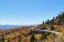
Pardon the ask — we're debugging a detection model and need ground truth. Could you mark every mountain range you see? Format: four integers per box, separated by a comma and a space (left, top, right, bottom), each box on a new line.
0, 24, 37, 30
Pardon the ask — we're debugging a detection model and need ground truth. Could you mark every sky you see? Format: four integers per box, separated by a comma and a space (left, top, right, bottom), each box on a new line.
0, 0, 64, 25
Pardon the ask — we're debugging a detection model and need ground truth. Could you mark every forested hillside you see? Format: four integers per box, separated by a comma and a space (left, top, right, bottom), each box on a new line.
41, 12, 64, 32
0, 12, 64, 42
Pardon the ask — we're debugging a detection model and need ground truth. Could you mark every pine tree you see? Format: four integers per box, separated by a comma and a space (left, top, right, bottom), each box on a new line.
18, 35, 22, 42
46, 19, 49, 24
2, 35, 4, 42
58, 14, 61, 20
41, 32, 47, 40
50, 25, 55, 31
30, 32, 35, 42
42, 21, 45, 27
53, 17, 55, 19
61, 12, 64, 19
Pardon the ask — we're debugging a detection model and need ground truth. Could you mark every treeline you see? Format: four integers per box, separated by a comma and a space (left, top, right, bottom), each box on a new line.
41, 12, 64, 32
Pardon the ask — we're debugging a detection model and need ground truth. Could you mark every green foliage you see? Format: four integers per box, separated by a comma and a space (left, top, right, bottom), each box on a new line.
41, 21, 45, 27
61, 12, 64, 19
41, 31, 46, 40
41, 31, 51, 40
50, 25, 55, 31
45, 19, 50, 24
18, 35, 22, 42
41, 32, 47, 40
1, 35, 4, 42
30, 32, 36, 42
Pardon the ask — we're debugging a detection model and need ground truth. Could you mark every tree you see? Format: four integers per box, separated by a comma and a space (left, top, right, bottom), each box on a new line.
18, 35, 22, 42
43, 21, 44, 24
42, 21, 45, 27
56, 16, 59, 19
30, 32, 36, 42
46, 19, 49, 24
61, 12, 64, 19
2, 35, 4, 42
58, 14, 61, 20
41, 32, 47, 40
50, 25, 55, 31
53, 17, 55, 19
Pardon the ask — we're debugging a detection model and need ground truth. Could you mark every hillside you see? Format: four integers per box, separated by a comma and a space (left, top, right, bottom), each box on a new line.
40, 12, 64, 32
0, 12, 64, 42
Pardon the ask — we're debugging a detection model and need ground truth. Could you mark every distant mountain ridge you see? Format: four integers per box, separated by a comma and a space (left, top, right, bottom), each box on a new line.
0, 25, 20, 30
0, 24, 37, 30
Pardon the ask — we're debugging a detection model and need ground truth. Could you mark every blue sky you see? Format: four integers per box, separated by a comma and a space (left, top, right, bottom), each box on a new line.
0, 0, 64, 25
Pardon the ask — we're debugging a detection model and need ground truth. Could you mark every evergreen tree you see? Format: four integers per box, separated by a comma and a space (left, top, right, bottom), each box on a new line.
50, 25, 55, 31
58, 14, 61, 20
43, 21, 44, 24
46, 19, 49, 24
1, 35, 4, 42
18, 35, 22, 42
56, 16, 59, 19
53, 17, 55, 19
61, 12, 64, 19
41, 32, 47, 40
42, 21, 45, 27
30, 32, 35, 42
